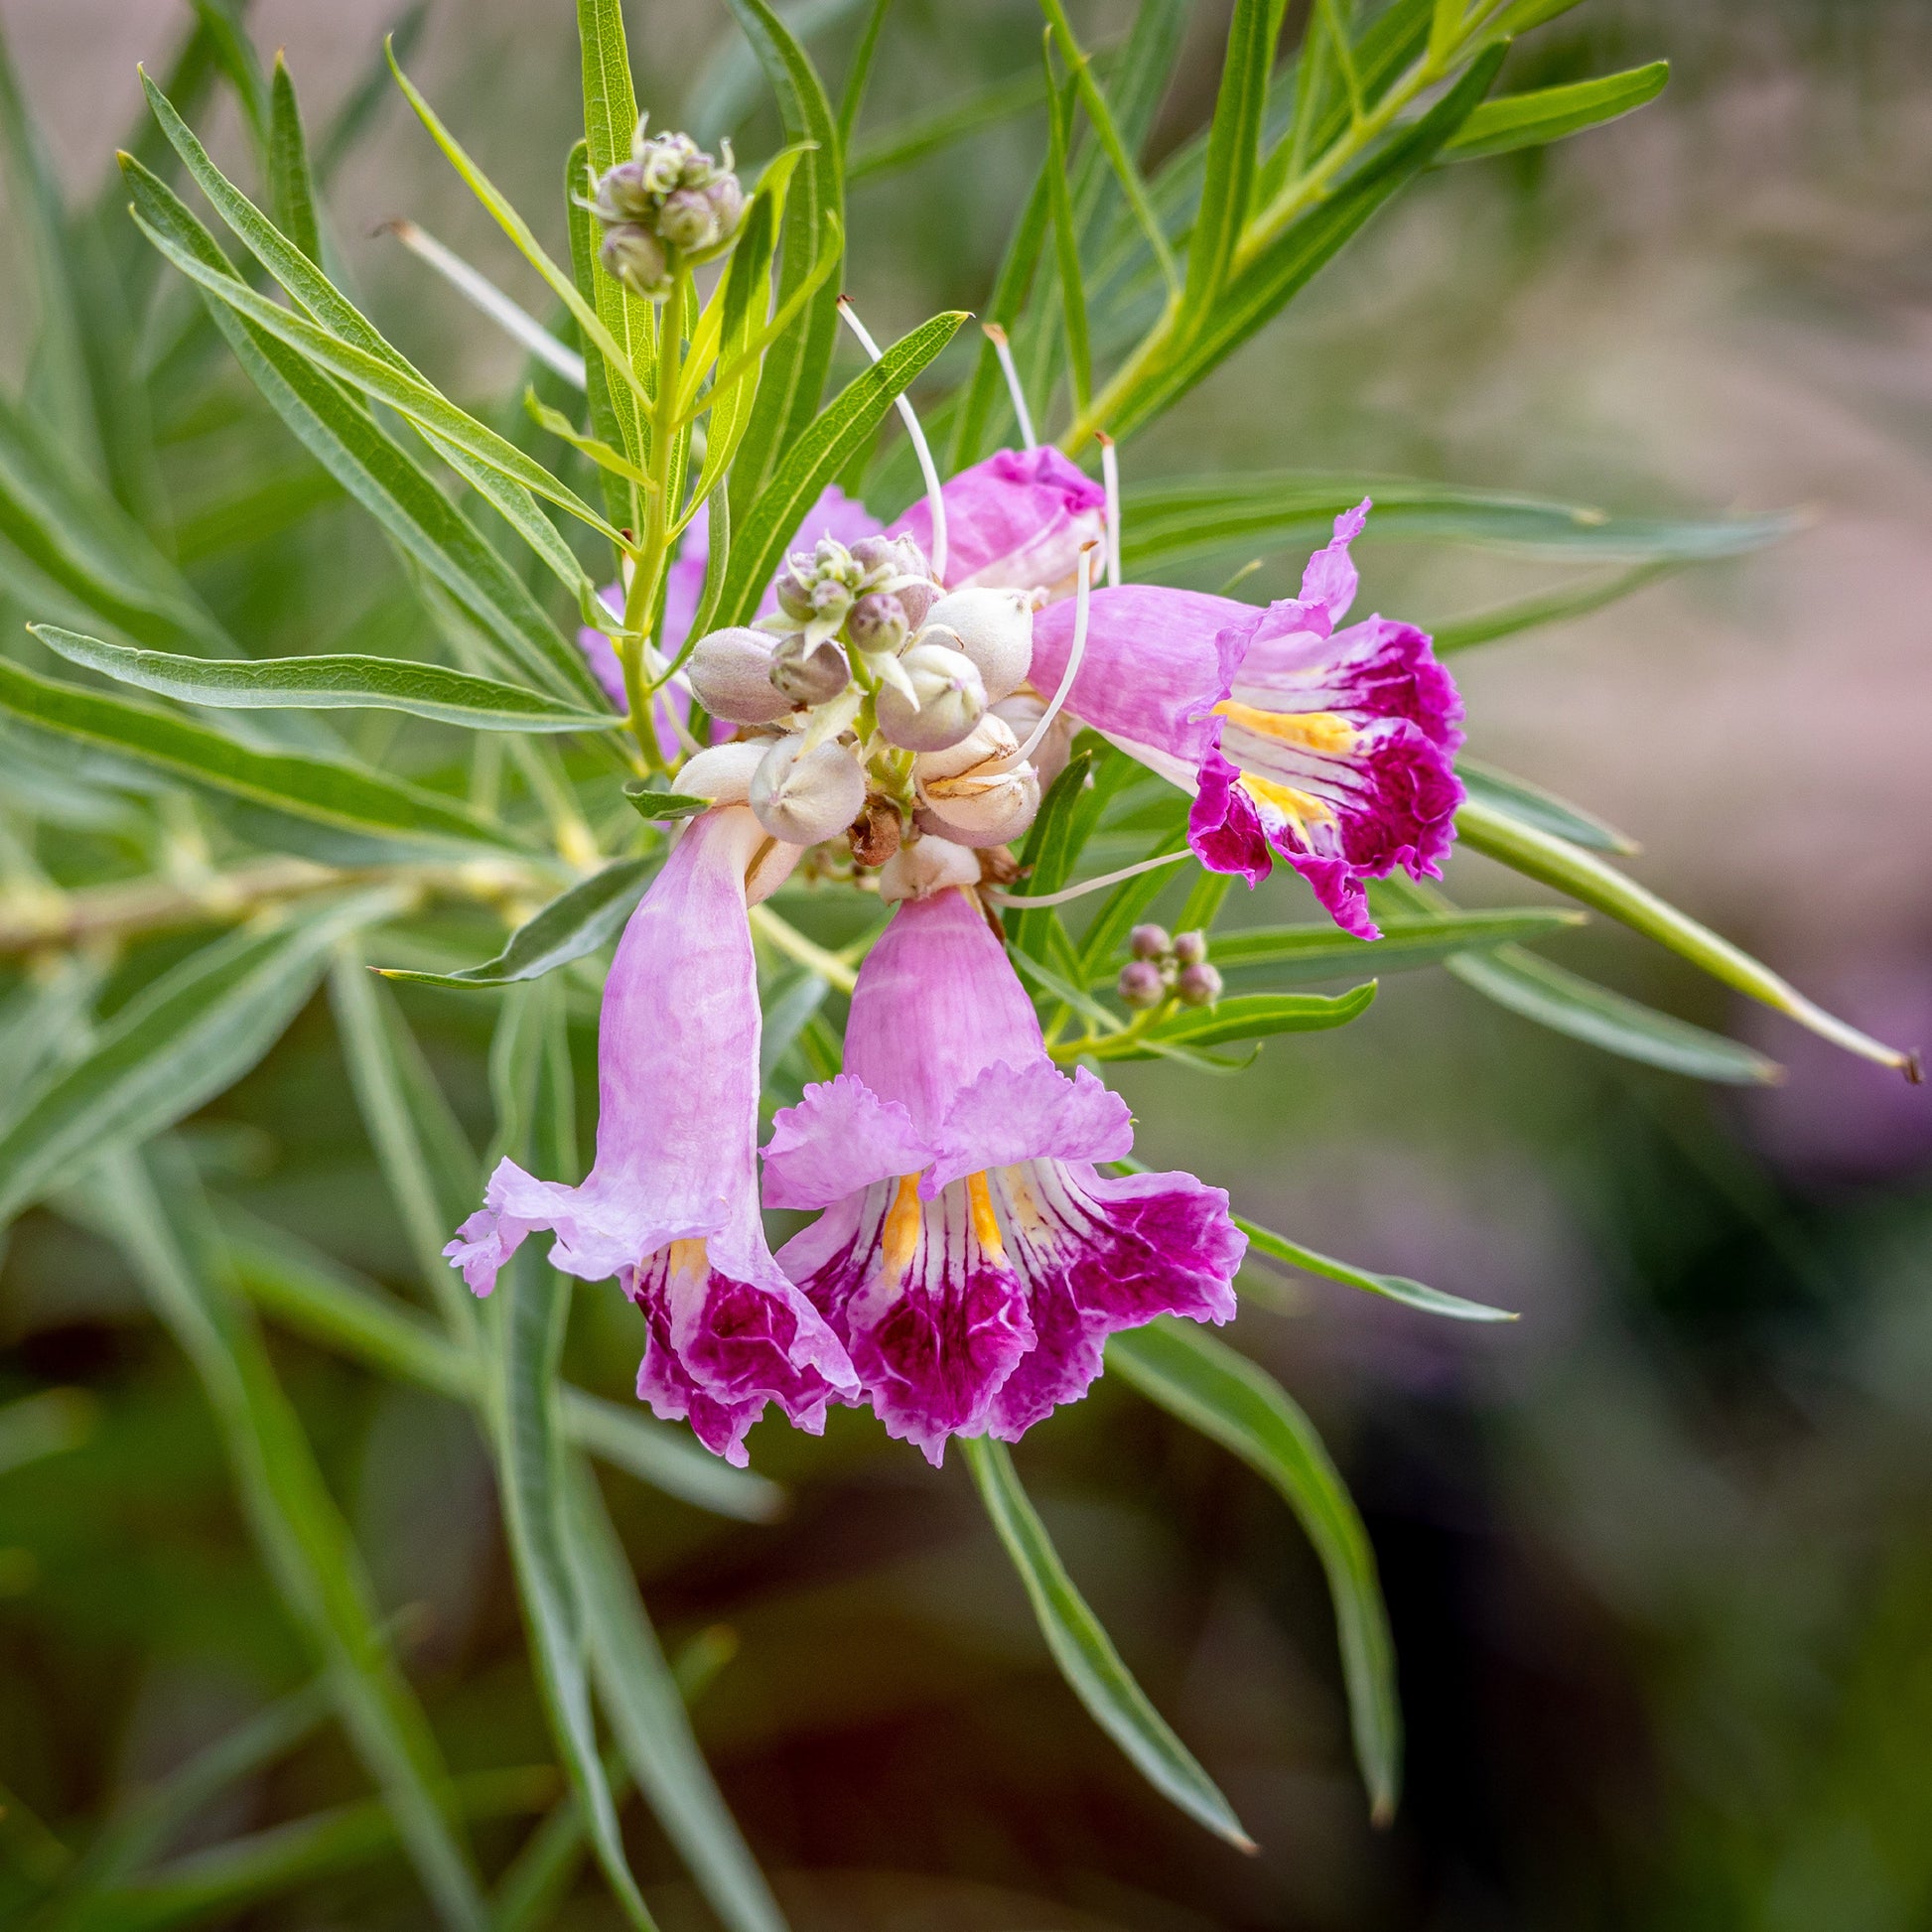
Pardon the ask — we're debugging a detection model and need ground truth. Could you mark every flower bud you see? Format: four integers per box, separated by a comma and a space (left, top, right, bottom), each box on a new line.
1174, 961, 1223, 1008
809, 579, 853, 627
875, 643, 987, 753
847, 592, 908, 656
685, 626, 795, 725
769, 633, 850, 707
774, 565, 815, 622
1130, 923, 1172, 962
1118, 960, 1167, 1010
1173, 930, 1208, 967
594, 160, 653, 223
750, 734, 867, 846
671, 740, 767, 807
656, 187, 719, 252
704, 173, 746, 236
913, 715, 1041, 847
921, 588, 1034, 702
989, 690, 1075, 794
599, 222, 670, 299
878, 833, 982, 903
851, 533, 936, 627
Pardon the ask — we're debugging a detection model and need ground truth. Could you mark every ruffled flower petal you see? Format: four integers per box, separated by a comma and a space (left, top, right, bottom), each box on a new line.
890, 447, 1106, 594
761, 1071, 932, 1210
923, 1060, 1131, 1197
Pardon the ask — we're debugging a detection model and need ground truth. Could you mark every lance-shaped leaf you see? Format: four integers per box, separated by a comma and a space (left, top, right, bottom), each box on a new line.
221, 1207, 784, 1522
0, 657, 528, 856
267, 54, 322, 264
962, 1437, 1254, 1851
1009, 750, 1097, 966
1442, 61, 1669, 163
1120, 473, 1794, 575
485, 985, 656, 1931
377, 858, 653, 991
1103, 51, 1503, 441
1234, 1207, 1516, 1321
87, 1143, 488, 1931
722, 0, 847, 515
1107, 1319, 1402, 1823
0, 891, 399, 1230
568, 1462, 791, 1932
120, 154, 602, 708
1451, 759, 1636, 854
1453, 796, 1916, 1076
1090, 983, 1378, 1057
1430, 562, 1675, 654
717, 310, 966, 626
1195, 906, 1587, 985
848, 69, 1046, 182
35, 627, 621, 734
1176, 0, 1277, 318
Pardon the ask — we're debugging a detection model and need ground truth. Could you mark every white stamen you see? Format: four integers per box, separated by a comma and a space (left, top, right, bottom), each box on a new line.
988, 846, 1191, 908
982, 323, 1035, 451
838, 296, 947, 583
380, 218, 588, 388
1097, 432, 1122, 590
995, 541, 1097, 772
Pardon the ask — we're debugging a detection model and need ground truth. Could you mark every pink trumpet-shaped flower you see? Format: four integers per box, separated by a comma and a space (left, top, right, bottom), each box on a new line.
762, 887, 1243, 1463
1028, 500, 1463, 939
446, 807, 858, 1464
889, 447, 1106, 596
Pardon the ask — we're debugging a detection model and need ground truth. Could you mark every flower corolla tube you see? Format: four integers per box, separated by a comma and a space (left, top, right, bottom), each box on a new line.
446, 807, 858, 1464
762, 881, 1245, 1464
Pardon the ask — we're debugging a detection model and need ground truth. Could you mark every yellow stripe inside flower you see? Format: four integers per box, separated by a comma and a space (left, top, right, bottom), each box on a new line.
1213, 699, 1356, 756
1239, 770, 1334, 840
883, 1174, 921, 1277
966, 1171, 1005, 1260
667, 1237, 709, 1285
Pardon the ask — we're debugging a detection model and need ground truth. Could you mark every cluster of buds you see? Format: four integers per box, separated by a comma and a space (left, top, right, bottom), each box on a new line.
681, 533, 1044, 877
1118, 925, 1221, 1011
591, 120, 747, 299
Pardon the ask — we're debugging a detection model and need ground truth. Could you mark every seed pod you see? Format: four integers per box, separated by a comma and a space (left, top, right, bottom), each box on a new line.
875, 643, 987, 753
1118, 960, 1167, 1010
685, 627, 795, 725
878, 833, 982, 903
657, 187, 719, 252
671, 740, 768, 807
921, 588, 1033, 701
598, 222, 670, 299
750, 734, 868, 846
847, 797, 902, 868
1174, 961, 1223, 1008
913, 715, 1041, 847
847, 591, 908, 656
768, 632, 850, 707
1130, 923, 1172, 962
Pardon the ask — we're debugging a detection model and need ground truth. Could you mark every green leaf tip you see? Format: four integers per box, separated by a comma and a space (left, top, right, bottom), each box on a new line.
622, 783, 709, 820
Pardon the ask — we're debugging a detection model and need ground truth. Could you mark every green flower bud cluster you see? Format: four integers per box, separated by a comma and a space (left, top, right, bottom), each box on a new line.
1118, 925, 1221, 1010
592, 120, 747, 299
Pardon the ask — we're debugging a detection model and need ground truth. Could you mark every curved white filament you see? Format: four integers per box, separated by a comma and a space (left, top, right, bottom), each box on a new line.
837, 297, 947, 582
996, 541, 1097, 772
382, 218, 588, 388
988, 847, 1191, 908
982, 323, 1036, 450
1097, 432, 1122, 589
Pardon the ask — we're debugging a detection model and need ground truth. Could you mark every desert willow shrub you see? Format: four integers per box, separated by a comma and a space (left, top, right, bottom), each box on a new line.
0, 0, 1918, 1923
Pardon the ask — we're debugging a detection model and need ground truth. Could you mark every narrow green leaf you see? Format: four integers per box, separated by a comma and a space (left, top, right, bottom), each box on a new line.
1431, 561, 1675, 653
1454, 759, 1637, 855
722, 0, 847, 515
1094, 982, 1377, 1056
1453, 796, 1915, 1076
835, 0, 896, 156
187, 0, 269, 153
565, 140, 642, 525
120, 153, 603, 709
378, 859, 652, 991
487, 987, 657, 1931
962, 1437, 1254, 1851
569, 1462, 791, 1932
624, 784, 710, 821
718, 310, 967, 626
1198, 906, 1588, 984
947, 169, 1051, 470
1120, 472, 1796, 576
576, 0, 639, 174
35, 626, 619, 734
1107, 1319, 1402, 1822
851, 54, 1044, 182
0, 892, 398, 1230
1042, 51, 1091, 415
1177, 0, 1279, 319
0, 655, 530, 857
1442, 61, 1669, 163
89, 1143, 487, 1931
267, 54, 322, 264
1008, 750, 1097, 967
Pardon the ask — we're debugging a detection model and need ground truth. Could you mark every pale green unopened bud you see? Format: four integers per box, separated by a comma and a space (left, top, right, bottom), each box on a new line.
657, 187, 719, 252
599, 222, 669, 298
847, 592, 908, 656
875, 643, 987, 753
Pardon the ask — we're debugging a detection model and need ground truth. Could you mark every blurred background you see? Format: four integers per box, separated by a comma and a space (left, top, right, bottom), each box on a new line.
3, 0, 1932, 1926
